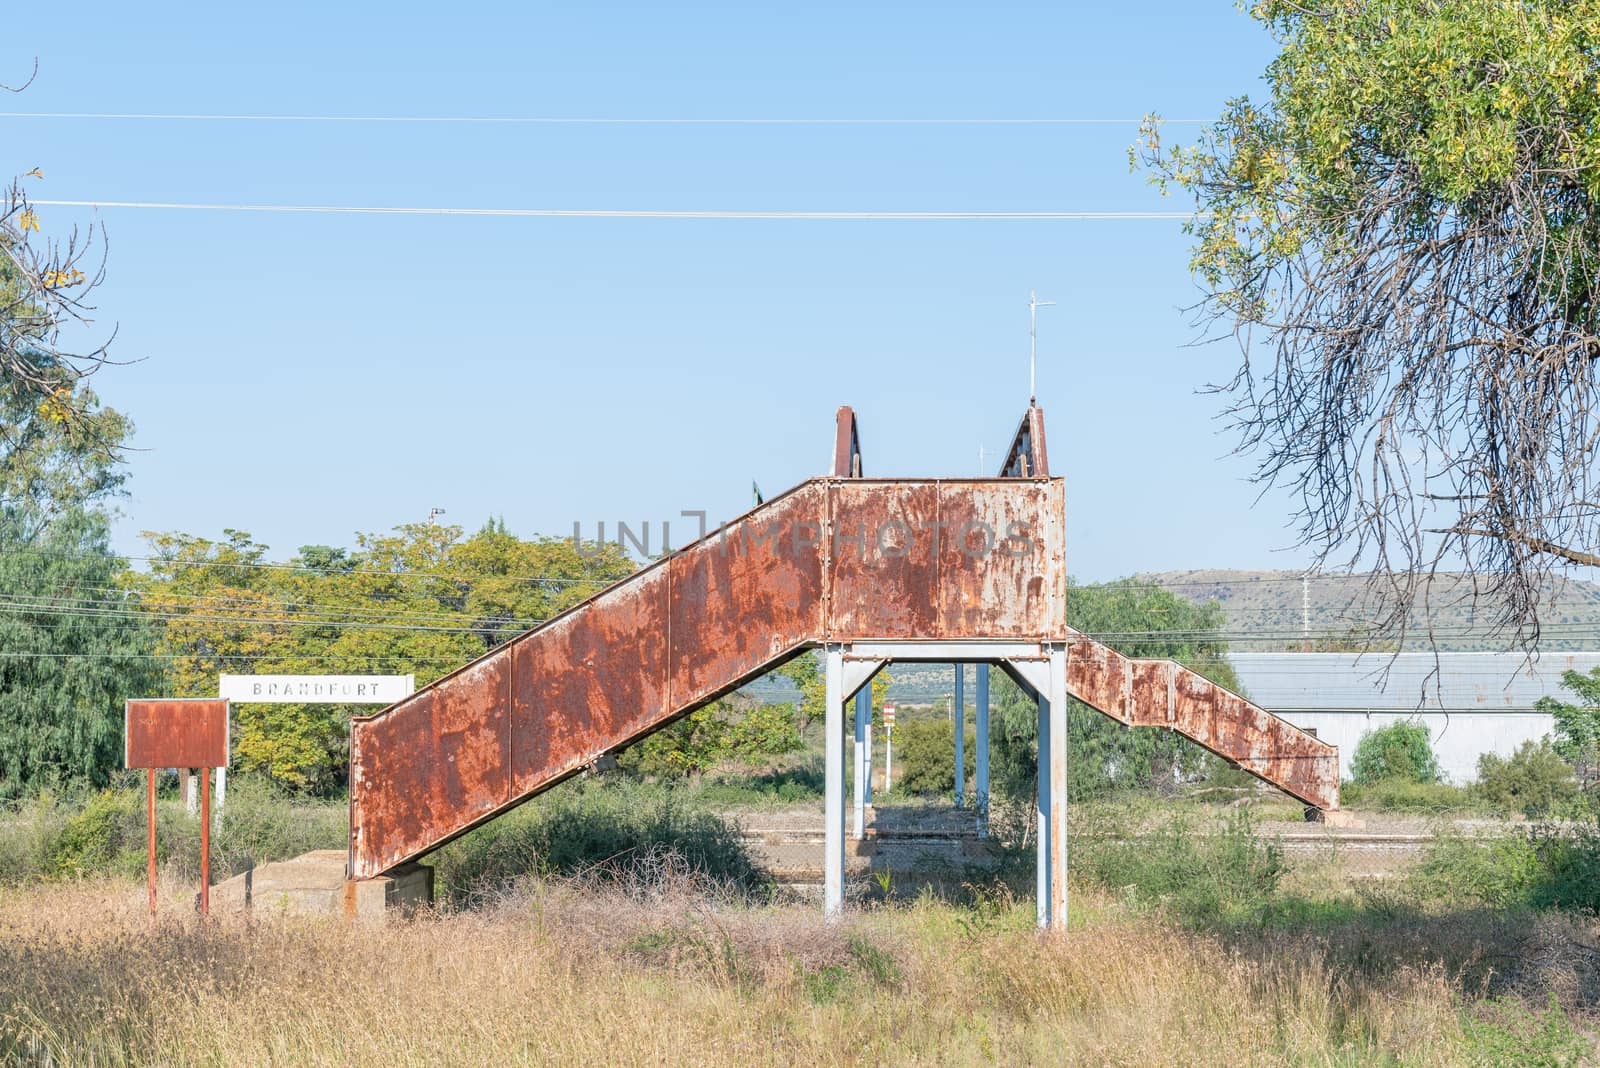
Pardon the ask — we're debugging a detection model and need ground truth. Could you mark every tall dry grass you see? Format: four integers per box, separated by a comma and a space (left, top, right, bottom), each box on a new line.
2, 865, 1592, 1067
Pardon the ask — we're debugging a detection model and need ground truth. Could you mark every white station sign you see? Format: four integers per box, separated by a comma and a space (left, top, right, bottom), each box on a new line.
218, 674, 415, 705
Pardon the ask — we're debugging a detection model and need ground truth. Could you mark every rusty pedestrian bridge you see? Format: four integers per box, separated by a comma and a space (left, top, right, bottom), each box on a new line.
346, 406, 1339, 927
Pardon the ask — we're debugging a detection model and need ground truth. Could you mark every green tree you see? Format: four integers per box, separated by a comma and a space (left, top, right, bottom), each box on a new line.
1137, 2, 1600, 644
1350, 722, 1442, 786
1476, 739, 1577, 817
137, 521, 634, 792
0, 374, 154, 797
1536, 667, 1600, 792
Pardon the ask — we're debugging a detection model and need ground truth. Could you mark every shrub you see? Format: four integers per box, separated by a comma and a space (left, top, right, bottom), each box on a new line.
1071, 809, 1286, 925
622, 701, 802, 778
430, 780, 766, 905
1350, 722, 1441, 785
1475, 740, 1578, 818
0, 794, 68, 883
689, 763, 823, 807
1339, 779, 1483, 814
1410, 833, 1542, 908
1410, 824, 1600, 913
47, 789, 147, 878
1461, 995, 1590, 1068
0, 778, 348, 885
887, 719, 973, 797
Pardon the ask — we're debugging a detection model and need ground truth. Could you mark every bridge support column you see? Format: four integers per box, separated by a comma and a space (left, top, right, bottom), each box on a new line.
1035, 688, 1050, 927
953, 665, 965, 807
975, 664, 990, 837
1046, 646, 1068, 930
825, 646, 845, 918
853, 687, 871, 839
1008, 645, 1068, 931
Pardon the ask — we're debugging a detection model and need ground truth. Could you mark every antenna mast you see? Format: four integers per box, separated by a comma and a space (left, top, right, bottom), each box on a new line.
1028, 289, 1056, 406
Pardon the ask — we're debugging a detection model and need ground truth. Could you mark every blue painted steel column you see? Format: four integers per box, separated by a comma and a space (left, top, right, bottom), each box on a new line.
952, 665, 965, 807
864, 712, 874, 805
852, 687, 871, 838
975, 664, 990, 837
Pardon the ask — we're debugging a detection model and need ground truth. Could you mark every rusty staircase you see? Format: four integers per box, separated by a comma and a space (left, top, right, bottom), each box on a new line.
347, 406, 1339, 894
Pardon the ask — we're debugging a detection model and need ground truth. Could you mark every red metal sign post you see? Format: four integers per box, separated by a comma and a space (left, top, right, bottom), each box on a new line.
125, 699, 229, 918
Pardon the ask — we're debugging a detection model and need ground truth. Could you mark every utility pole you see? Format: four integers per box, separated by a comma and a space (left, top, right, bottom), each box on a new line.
1302, 573, 1311, 653
1028, 290, 1056, 407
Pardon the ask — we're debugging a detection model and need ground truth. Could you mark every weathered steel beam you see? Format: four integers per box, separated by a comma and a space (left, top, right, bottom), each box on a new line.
1060, 630, 1341, 812
845, 641, 1049, 662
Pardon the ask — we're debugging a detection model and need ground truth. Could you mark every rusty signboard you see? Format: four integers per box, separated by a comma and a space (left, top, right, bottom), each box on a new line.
125, 698, 229, 918
125, 699, 230, 769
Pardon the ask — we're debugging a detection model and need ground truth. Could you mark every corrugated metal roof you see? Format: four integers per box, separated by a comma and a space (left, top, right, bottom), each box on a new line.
1230, 652, 1600, 712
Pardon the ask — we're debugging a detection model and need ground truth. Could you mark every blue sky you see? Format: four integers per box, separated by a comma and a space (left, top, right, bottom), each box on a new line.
9, 2, 1308, 580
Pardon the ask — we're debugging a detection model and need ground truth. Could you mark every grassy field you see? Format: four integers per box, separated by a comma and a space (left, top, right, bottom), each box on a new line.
0, 866, 1593, 1066
2, 784, 1598, 1065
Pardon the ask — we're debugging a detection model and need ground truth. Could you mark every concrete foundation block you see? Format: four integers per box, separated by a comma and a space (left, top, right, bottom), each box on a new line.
212, 850, 433, 919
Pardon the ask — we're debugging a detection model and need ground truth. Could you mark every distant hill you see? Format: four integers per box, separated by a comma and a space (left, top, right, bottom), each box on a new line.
1135, 568, 1600, 652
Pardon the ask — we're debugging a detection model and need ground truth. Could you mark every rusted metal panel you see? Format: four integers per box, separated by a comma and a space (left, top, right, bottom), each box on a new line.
125, 699, 229, 769
669, 483, 826, 708
828, 481, 940, 639
832, 406, 863, 477
350, 654, 511, 877
1065, 639, 1131, 724
1126, 660, 1175, 728
936, 481, 1066, 640
1062, 630, 1340, 811
1168, 666, 1339, 810
510, 566, 670, 795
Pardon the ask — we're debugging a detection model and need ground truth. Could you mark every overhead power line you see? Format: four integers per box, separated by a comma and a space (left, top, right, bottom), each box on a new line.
30, 200, 1199, 221
0, 112, 1211, 125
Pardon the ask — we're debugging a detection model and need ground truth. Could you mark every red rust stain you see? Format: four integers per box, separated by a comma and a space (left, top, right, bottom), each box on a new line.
510, 567, 670, 795
351, 655, 511, 877
668, 484, 826, 708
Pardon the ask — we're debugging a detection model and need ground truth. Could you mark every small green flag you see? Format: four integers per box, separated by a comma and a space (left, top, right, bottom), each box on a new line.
752, 480, 764, 505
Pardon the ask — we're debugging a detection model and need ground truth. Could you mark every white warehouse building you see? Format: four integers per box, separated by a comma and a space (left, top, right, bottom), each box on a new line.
1229, 652, 1600, 784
